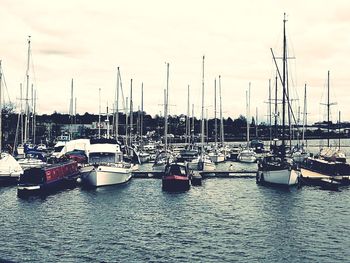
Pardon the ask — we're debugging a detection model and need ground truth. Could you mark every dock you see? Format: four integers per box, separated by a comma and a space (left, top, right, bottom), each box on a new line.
132, 170, 257, 179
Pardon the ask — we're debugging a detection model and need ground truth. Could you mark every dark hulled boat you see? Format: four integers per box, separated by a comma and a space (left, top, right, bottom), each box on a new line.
17, 159, 79, 196
162, 163, 191, 192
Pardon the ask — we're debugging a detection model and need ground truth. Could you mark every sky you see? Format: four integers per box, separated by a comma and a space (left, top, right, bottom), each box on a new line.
1, 0, 350, 124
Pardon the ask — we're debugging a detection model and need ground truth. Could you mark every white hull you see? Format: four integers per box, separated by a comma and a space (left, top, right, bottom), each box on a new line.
237, 155, 256, 163
208, 154, 225, 163
259, 168, 299, 186
188, 160, 216, 171
300, 168, 349, 181
80, 165, 132, 187
237, 150, 256, 163
0, 153, 23, 180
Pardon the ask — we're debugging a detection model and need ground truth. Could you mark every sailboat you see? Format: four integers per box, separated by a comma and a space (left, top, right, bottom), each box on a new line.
153, 63, 175, 172
138, 83, 150, 163
237, 83, 257, 163
0, 61, 23, 183
292, 84, 309, 163
188, 56, 215, 171
208, 78, 225, 163
300, 71, 350, 184
256, 14, 299, 186
178, 86, 199, 163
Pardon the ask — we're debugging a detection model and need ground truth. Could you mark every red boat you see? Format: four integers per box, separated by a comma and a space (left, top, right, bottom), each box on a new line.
17, 159, 79, 196
162, 163, 191, 191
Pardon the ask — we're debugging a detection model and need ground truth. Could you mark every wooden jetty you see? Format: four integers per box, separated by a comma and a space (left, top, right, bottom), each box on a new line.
132, 169, 257, 179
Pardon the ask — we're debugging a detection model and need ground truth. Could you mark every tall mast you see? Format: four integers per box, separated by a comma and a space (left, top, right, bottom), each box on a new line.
164, 63, 169, 152
302, 84, 307, 146
69, 78, 73, 139
33, 89, 36, 144
206, 108, 209, 144
0, 61, 2, 152
129, 79, 133, 147
282, 13, 287, 157
201, 56, 205, 153
125, 97, 128, 146
24, 36, 31, 144
98, 88, 101, 139
31, 83, 34, 140
115, 67, 120, 139
268, 79, 272, 145
106, 104, 110, 139
191, 104, 194, 145
219, 75, 224, 144
274, 74, 278, 141
214, 78, 217, 148
338, 111, 341, 150
186, 85, 190, 145
256, 107, 258, 138
20, 83, 24, 144
246, 83, 251, 147
141, 82, 143, 146
327, 70, 330, 147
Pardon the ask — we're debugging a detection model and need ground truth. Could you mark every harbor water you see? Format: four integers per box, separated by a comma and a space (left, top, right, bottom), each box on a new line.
1, 139, 350, 262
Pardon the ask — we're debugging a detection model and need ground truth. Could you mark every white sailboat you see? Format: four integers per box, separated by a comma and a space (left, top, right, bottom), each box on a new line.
0, 61, 23, 182
238, 83, 256, 163
189, 56, 215, 171
208, 77, 225, 163
257, 14, 299, 186
152, 63, 174, 172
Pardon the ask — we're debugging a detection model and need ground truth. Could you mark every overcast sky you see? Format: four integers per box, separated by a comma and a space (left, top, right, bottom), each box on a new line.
1, 0, 350, 124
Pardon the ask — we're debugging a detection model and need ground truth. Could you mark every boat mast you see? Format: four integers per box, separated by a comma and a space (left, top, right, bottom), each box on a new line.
129, 79, 133, 147
164, 63, 169, 152
327, 70, 330, 148
302, 84, 307, 147
191, 103, 194, 145
33, 89, 36, 144
268, 79, 272, 146
115, 67, 120, 140
214, 78, 217, 148
246, 83, 251, 148
219, 75, 224, 144
338, 111, 341, 150
98, 88, 101, 139
24, 36, 31, 144
274, 74, 278, 142
186, 85, 190, 145
141, 82, 143, 148
20, 83, 24, 144
106, 104, 110, 139
200, 56, 205, 154
69, 78, 73, 140
125, 97, 128, 146
0, 61, 2, 152
282, 13, 287, 157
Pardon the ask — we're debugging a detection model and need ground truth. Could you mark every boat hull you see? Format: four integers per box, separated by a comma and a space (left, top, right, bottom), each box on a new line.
188, 161, 215, 171
237, 155, 256, 163
162, 175, 190, 191
208, 154, 225, 163
80, 165, 132, 187
257, 168, 299, 186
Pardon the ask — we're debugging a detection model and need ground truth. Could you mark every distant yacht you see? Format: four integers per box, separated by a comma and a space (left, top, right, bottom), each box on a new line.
237, 83, 256, 163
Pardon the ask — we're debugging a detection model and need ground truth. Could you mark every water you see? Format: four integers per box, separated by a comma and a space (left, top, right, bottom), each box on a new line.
1, 139, 350, 262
